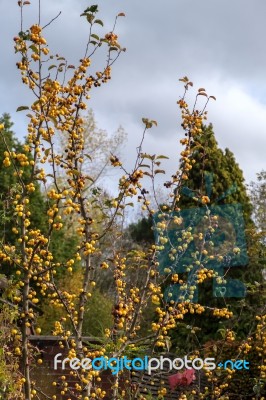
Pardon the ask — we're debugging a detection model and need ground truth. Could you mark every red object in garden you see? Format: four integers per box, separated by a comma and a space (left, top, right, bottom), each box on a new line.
168, 368, 196, 390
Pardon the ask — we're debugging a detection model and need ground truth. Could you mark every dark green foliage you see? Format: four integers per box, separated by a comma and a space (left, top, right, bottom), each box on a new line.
171, 124, 264, 343
128, 215, 154, 244
0, 113, 46, 247
82, 288, 113, 337
129, 124, 264, 348
178, 124, 253, 225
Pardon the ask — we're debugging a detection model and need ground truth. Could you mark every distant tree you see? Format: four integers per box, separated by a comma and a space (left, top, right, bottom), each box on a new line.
248, 169, 266, 289
128, 215, 154, 244
249, 170, 266, 235
54, 108, 126, 189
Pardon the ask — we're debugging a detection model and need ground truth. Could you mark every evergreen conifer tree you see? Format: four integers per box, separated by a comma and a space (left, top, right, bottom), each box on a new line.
178, 124, 252, 225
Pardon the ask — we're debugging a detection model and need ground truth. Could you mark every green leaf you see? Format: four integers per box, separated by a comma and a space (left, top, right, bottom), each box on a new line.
84, 5, 98, 13
16, 106, 29, 112
48, 65, 57, 71
154, 169, 165, 174
140, 153, 153, 160
139, 164, 151, 168
94, 19, 104, 26
156, 155, 169, 160
141, 117, 155, 129
86, 14, 95, 23
29, 45, 38, 54
90, 41, 98, 46
84, 154, 92, 161
70, 169, 80, 176
91, 34, 100, 40
143, 172, 153, 177
109, 46, 118, 52
44, 148, 51, 157
18, 30, 30, 40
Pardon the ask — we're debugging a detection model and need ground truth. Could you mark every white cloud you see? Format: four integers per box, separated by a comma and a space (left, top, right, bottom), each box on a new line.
0, 0, 265, 187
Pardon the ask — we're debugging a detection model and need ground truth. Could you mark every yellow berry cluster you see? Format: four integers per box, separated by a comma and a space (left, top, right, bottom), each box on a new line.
213, 308, 233, 319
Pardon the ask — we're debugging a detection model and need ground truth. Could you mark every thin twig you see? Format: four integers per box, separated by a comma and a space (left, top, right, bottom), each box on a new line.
42, 11, 62, 30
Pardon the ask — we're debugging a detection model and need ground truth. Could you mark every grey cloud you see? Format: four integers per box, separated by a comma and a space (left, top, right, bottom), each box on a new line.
0, 0, 265, 186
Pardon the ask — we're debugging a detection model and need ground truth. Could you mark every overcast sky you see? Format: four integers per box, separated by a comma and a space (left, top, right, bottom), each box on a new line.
1, 0, 266, 191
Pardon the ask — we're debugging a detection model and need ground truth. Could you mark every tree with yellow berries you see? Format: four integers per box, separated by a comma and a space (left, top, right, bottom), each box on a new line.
0, 1, 265, 400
